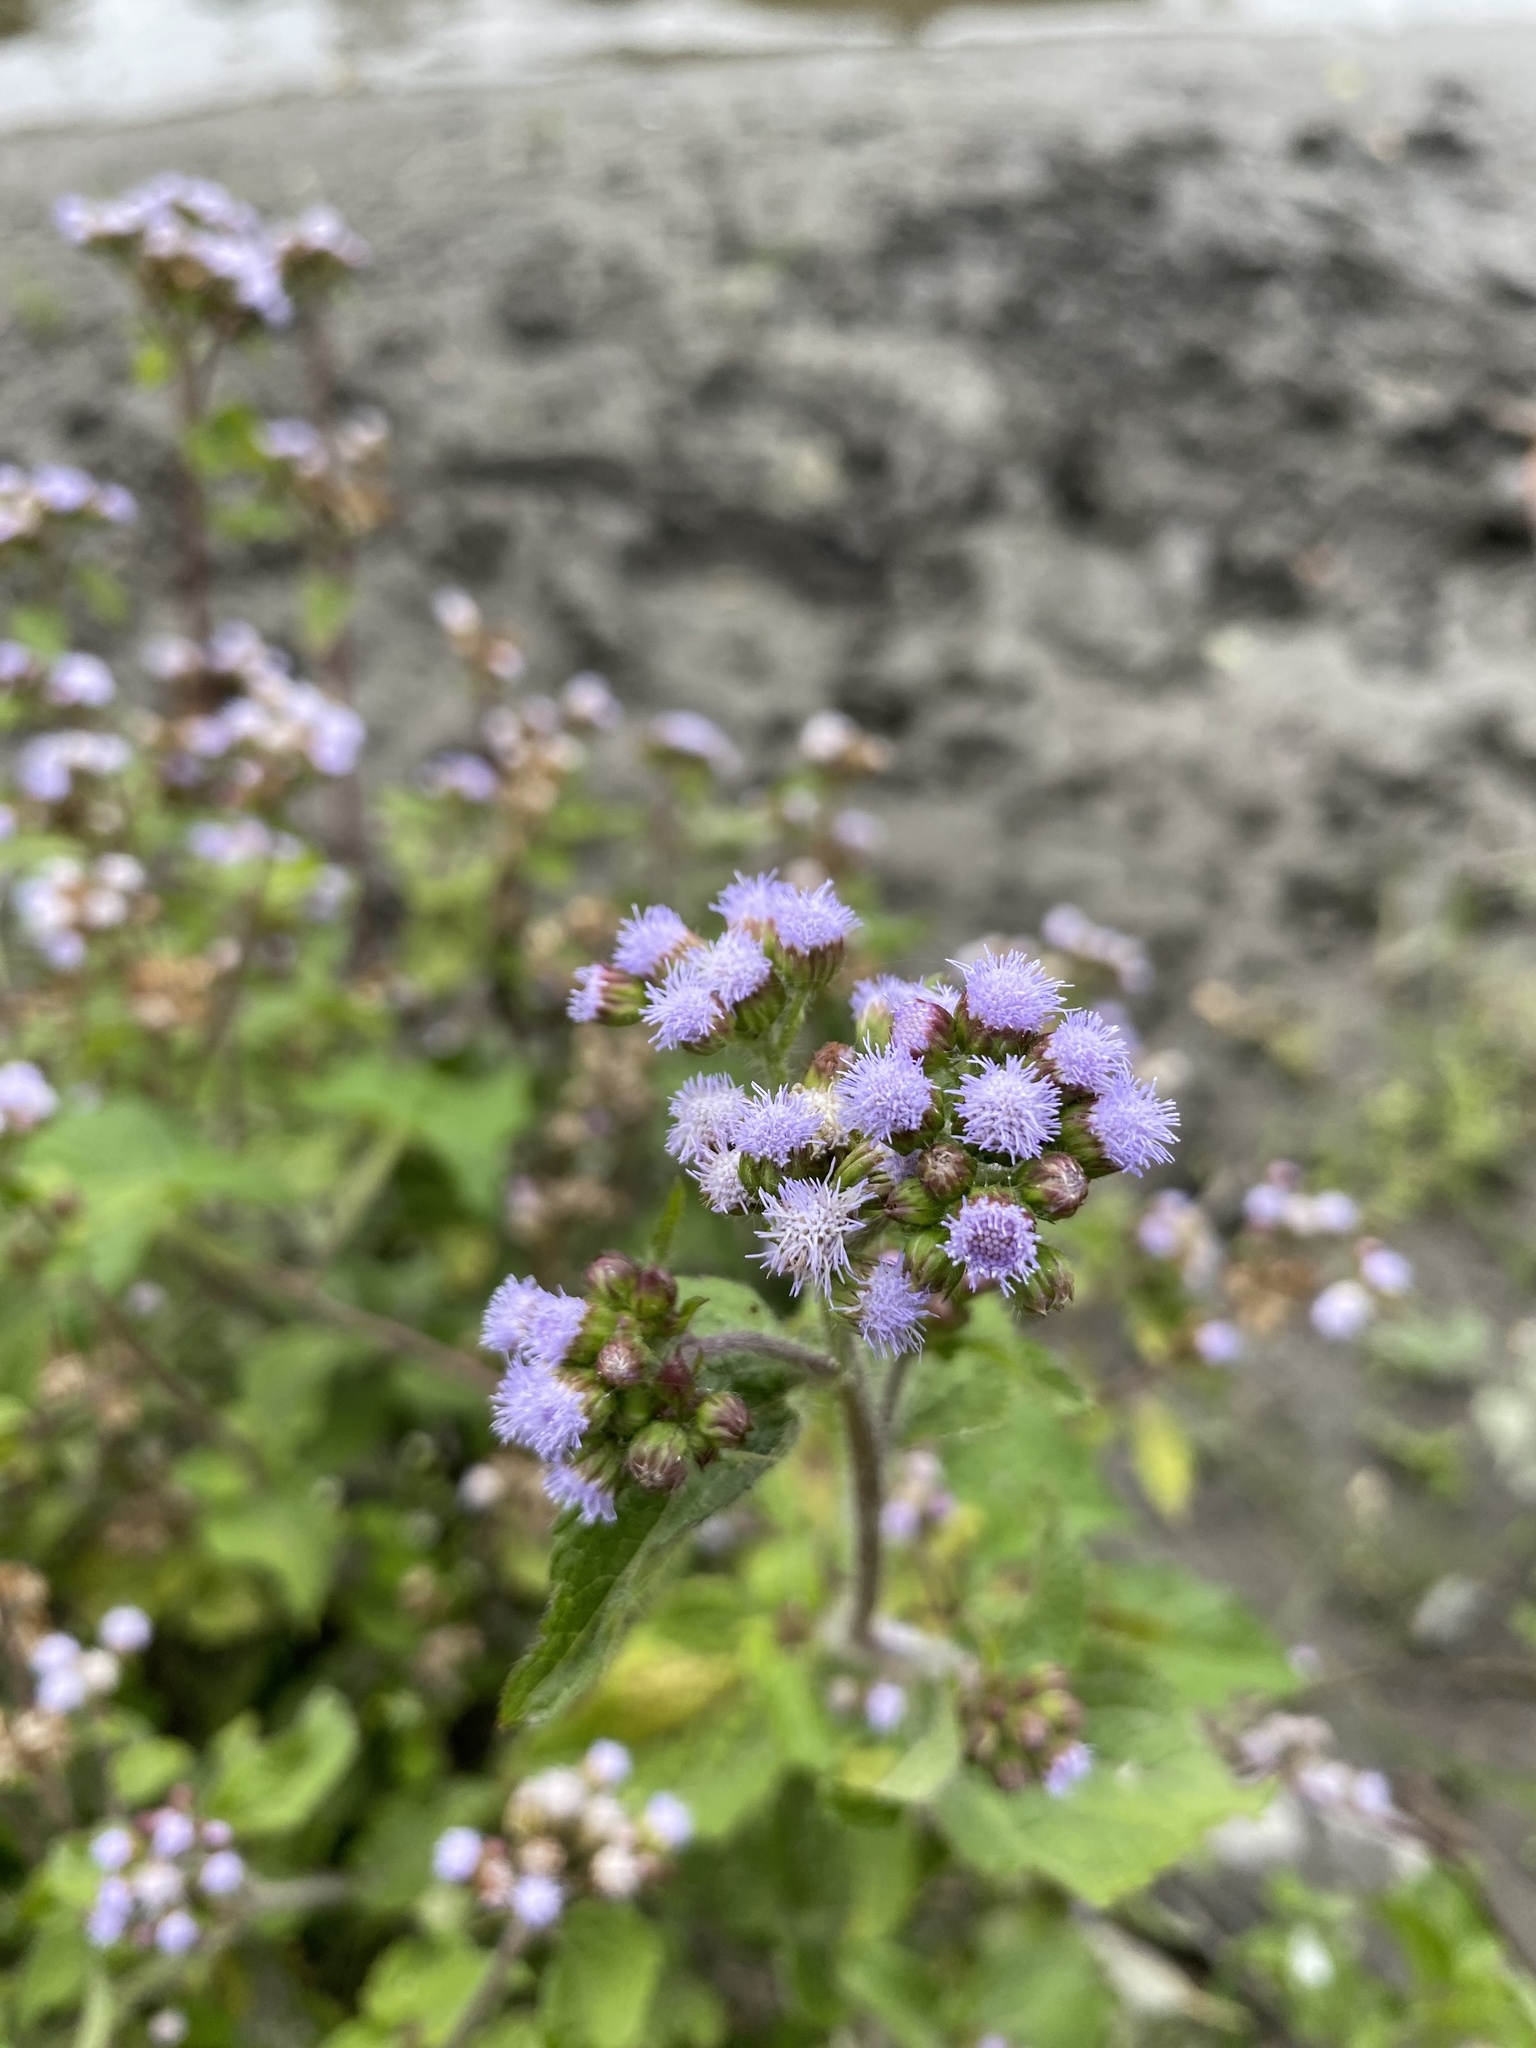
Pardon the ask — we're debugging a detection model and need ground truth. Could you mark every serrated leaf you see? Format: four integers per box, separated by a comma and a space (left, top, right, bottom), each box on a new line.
539, 1902, 664, 2048
1131, 1396, 1194, 1522
363, 1938, 507, 2046
501, 1402, 798, 1727
1009, 1511, 1087, 1664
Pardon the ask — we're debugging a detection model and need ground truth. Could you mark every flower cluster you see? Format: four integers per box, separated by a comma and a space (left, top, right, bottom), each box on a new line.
879, 1449, 955, 1545
0, 1060, 58, 1134
55, 177, 366, 334
1213, 1712, 1428, 1887
150, 622, 364, 786
431, 586, 526, 689
960, 1666, 1092, 1796
16, 852, 146, 970
257, 410, 391, 538
482, 1257, 751, 1524
431, 1741, 691, 1931
646, 710, 742, 781
0, 463, 136, 552
28, 1604, 153, 1715
14, 728, 133, 806
1242, 1161, 1360, 1238
572, 879, 1177, 1360
86, 1793, 245, 1954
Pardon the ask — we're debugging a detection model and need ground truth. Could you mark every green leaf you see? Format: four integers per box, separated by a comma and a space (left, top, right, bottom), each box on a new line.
934, 1720, 1255, 1907
838, 1942, 943, 2048
1130, 1396, 1194, 1521
539, 1902, 665, 2048
202, 1482, 342, 1623
6, 602, 68, 660
1098, 1562, 1295, 1710
206, 1686, 360, 1838
185, 400, 264, 478
72, 562, 129, 627
363, 1938, 509, 2046
110, 1735, 196, 1808
132, 336, 174, 388
501, 1403, 798, 1728
15, 1919, 91, 2021
304, 1057, 534, 1215
299, 571, 357, 659
1367, 1309, 1491, 1382
674, 1275, 780, 1340
1010, 1511, 1087, 1665
875, 1698, 961, 1806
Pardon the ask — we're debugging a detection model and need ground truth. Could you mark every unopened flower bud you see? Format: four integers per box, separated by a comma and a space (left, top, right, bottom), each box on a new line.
627, 1422, 692, 1492
917, 1142, 973, 1201
807, 1040, 853, 1084
895, 995, 953, 1057
567, 964, 646, 1027
633, 1267, 678, 1324
1009, 1244, 1075, 1317
585, 1251, 639, 1302
1019, 1152, 1089, 1220
697, 1391, 751, 1449
655, 1340, 701, 1400
731, 973, 787, 1040
596, 1328, 647, 1388
884, 1178, 940, 1227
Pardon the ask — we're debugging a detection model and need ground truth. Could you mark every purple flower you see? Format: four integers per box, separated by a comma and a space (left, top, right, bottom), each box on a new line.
754, 1173, 870, 1297
47, 653, 115, 708
955, 1056, 1061, 1162
1192, 1319, 1245, 1367
642, 1792, 693, 1850
0, 642, 32, 685
1137, 1190, 1194, 1259
584, 1739, 632, 1787
648, 711, 741, 778
1310, 1280, 1374, 1342
1044, 1741, 1093, 1798
32, 463, 95, 514
770, 880, 860, 956
855, 1254, 930, 1356
481, 1277, 588, 1370
1087, 1074, 1179, 1176
1243, 1181, 1290, 1231
562, 672, 622, 730
1359, 1244, 1413, 1296
864, 1681, 908, 1734
612, 904, 693, 979
433, 1827, 484, 1883
1043, 1009, 1132, 1093
96, 483, 138, 525
490, 1364, 589, 1462
836, 1047, 934, 1143
890, 985, 959, 1057
714, 869, 782, 931
542, 1461, 617, 1526
91, 1826, 135, 1872
666, 1075, 748, 1163
510, 1872, 565, 1930
423, 751, 499, 803
87, 1877, 133, 1947
955, 948, 1062, 1038
154, 1910, 200, 1957
849, 974, 918, 1035
0, 1060, 57, 1132
734, 1086, 825, 1165
1309, 1191, 1361, 1236
944, 1195, 1039, 1294
151, 1811, 196, 1860
694, 1149, 748, 1214
198, 1850, 245, 1897
641, 960, 725, 1052
700, 928, 772, 1007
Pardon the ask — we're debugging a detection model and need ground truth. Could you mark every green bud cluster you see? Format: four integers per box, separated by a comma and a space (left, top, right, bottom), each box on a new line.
960, 1665, 1088, 1793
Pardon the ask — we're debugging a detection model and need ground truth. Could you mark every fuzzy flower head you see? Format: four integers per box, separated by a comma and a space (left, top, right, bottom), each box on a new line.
481, 1277, 588, 1370
666, 1075, 748, 1164
733, 1086, 824, 1166
770, 880, 861, 960
855, 1254, 929, 1356
1310, 1280, 1374, 1342
713, 869, 782, 933
956, 1056, 1061, 1163
641, 959, 725, 1052
612, 904, 694, 979
754, 1173, 870, 1298
543, 1461, 617, 1526
1359, 1243, 1413, 1297
956, 948, 1063, 1040
1043, 1009, 1132, 1093
1044, 1742, 1094, 1798
490, 1365, 588, 1463
648, 711, 741, 778
699, 928, 772, 1008
1192, 1319, 1245, 1367
944, 1194, 1039, 1294
0, 1061, 57, 1133
890, 984, 959, 1058
433, 1827, 484, 1884
1086, 1074, 1179, 1177
849, 974, 918, 1038
836, 1047, 934, 1144
567, 963, 643, 1026
694, 1148, 748, 1214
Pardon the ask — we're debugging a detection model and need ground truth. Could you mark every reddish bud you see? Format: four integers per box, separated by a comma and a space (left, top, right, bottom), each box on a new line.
697, 1391, 751, 1448
918, 1142, 973, 1201
627, 1422, 692, 1492
1020, 1153, 1089, 1220
807, 1040, 853, 1084
585, 1251, 640, 1301
595, 1327, 647, 1388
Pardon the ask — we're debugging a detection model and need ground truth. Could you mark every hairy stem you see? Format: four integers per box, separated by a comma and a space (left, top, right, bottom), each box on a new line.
838, 1369, 884, 1649
694, 1331, 839, 1379
173, 333, 212, 646
441, 1914, 531, 2048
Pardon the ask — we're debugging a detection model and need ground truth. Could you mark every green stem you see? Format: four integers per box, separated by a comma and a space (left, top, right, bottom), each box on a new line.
758, 984, 811, 1087
441, 1915, 531, 2048
823, 1309, 883, 1648
694, 1331, 839, 1379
